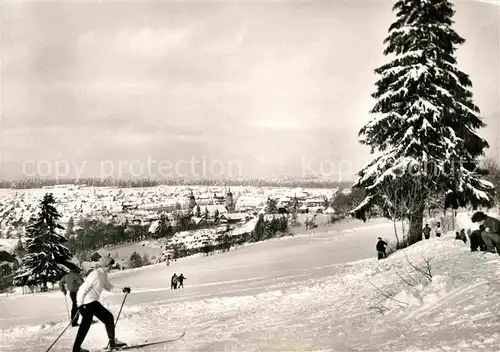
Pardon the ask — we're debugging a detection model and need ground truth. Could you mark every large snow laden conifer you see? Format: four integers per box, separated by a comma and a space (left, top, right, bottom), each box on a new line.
352, 0, 494, 245
14, 193, 74, 289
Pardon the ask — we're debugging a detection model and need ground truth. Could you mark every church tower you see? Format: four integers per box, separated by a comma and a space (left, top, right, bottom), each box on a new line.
226, 188, 234, 212
189, 190, 197, 211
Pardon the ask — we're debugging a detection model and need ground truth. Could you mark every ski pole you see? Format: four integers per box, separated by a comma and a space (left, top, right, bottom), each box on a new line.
105, 292, 129, 349
115, 292, 128, 328
45, 309, 80, 352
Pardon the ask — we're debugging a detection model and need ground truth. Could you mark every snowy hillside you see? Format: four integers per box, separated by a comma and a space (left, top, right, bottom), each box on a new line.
1, 213, 499, 351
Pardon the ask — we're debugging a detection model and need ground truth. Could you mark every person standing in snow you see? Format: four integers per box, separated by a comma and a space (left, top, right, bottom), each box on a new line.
171, 273, 178, 290
423, 224, 431, 240
376, 237, 388, 260
435, 222, 442, 238
471, 211, 500, 254
59, 266, 84, 327
177, 273, 186, 288
73, 258, 131, 352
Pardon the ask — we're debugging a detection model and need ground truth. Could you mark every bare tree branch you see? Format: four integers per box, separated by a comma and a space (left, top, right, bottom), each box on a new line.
394, 268, 416, 287
366, 278, 408, 308
402, 250, 433, 282
369, 305, 388, 315
379, 174, 433, 245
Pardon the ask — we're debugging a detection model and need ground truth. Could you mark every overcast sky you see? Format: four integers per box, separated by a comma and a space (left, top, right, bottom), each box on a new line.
0, 0, 498, 181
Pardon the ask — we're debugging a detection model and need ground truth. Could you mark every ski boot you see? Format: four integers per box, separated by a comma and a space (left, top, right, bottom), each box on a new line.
108, 338, 127, 350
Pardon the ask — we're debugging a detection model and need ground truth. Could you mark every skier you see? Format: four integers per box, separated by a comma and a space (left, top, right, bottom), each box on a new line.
59, 266, 84, 327
376, 237, 388, 260
422, 224, 431, 240
177, 273, 186, 288
171, 273, 178, 290
471, 211, 500, 254
73, 258, 131, 352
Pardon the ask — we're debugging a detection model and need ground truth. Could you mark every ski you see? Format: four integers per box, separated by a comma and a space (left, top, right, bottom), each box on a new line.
98, 332, 185, 351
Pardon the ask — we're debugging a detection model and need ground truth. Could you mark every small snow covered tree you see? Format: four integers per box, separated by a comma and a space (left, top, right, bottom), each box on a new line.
128, 251, 143, 268
265, 197, 278, 214
352, 0, 494, 246
14, 238, 25, 259
14, 193, 74, 290
155, 216, 172, 239
66, 216, 75, 239
290, 195, 300, 212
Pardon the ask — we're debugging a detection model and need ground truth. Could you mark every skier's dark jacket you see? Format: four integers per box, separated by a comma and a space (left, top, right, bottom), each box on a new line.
376, 240, 387, 252
483, 216, 500, 234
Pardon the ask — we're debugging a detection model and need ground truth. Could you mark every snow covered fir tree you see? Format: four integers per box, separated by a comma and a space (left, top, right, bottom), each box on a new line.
352, 0, 495, 246
14, 193, 75, 291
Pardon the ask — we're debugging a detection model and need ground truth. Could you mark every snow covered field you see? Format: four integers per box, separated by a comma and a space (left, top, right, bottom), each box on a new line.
2, 214, 500, 351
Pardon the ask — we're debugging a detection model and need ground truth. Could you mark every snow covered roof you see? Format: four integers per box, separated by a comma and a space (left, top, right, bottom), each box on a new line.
0, 239, 17, 254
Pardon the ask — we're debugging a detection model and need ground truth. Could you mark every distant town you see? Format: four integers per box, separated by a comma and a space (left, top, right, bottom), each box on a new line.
0, 183, 356, 240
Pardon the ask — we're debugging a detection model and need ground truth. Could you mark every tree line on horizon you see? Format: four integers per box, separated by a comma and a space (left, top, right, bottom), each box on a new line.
0, 177, 353, 190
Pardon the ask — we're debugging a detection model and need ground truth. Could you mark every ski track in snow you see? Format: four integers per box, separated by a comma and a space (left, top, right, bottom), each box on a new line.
2, 214, 500, 351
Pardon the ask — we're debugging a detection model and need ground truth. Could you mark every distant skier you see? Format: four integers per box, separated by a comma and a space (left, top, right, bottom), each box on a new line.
73, 258, 130, 352
376, 237, 388, 260
435, 222, 442, 238
178, 274, 186, 288
471, 211, 500, 254
423, 224, 431, 240
171, 273, 178, 290
59, 266, 84, 327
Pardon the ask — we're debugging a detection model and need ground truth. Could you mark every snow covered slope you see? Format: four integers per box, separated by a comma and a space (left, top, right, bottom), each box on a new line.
1, 220, 499, 351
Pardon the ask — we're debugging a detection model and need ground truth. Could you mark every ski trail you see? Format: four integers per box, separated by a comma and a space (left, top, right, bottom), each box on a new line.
130, 276, 269, 293
402, 279, 488, 322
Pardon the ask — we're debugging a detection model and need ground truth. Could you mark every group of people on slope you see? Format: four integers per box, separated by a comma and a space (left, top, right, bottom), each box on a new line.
171, 273, 186, 289
375, 221, 442, 260
375, 211, 500, 261
447, 211, 500, 253
422, 222, 442, 239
